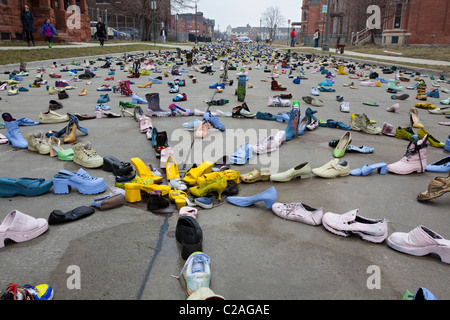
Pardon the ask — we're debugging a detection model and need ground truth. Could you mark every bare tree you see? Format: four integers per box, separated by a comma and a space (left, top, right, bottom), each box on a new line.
113, 0, 195, 41
261, 6, 286, 41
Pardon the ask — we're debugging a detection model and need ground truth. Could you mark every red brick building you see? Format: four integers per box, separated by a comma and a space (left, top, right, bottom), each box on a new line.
169, 12, 214, 39
300, 0, 450, 46
382, 0, 450, 45
0, 0, 91, 42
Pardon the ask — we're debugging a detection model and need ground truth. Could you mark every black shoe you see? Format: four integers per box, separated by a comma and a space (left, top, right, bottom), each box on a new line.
49, 100, 63, 110
102, 156, 133, 176
147, 191, 173, 213
58, 90, 68, 100
154, 131, 169, 158
176, 216, 203, 260
223, 181, 239, 196
48, 206, 95, 225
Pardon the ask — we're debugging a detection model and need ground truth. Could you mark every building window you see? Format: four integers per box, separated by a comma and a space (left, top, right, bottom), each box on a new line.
393, 3, 402, 29
391, 36, 399, 44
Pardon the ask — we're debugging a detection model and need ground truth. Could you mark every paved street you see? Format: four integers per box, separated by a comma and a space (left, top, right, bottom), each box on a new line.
0, 43, 449, 301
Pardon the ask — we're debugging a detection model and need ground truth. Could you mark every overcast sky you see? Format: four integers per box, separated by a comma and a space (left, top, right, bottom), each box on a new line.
176, 0, 304, 31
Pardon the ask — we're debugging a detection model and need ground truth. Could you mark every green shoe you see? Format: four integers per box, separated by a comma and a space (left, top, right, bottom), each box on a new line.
119, 101, 135, 108
395, 126, 416, 140
402, 289, 415, 300
57, 148, 74, 161
363, 101, 379, 107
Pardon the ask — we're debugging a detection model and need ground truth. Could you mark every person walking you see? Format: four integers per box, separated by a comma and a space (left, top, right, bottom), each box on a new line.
314, 29, 320, 47
161, 27, 167, 44
21, 5, 35, 47
290, 28, 296, 47
96, 17, 107, 46
40, 18, 57, 48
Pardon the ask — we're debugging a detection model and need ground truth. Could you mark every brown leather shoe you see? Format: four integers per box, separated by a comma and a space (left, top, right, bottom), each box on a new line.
417, 175, 450, 201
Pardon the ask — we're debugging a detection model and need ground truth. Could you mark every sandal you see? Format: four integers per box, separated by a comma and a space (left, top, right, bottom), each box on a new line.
240, 168, 271, 183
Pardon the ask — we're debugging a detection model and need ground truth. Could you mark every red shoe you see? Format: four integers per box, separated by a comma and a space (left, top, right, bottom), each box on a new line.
105, 76, 114, 81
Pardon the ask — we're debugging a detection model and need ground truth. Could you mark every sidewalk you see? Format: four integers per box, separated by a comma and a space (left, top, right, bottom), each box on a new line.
289, 45, 450, 67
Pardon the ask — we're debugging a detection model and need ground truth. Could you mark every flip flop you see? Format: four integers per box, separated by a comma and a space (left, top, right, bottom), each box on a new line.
363, 101, 379, 107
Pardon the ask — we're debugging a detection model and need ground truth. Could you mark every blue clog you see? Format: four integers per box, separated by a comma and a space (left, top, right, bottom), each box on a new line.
426, 156, 450, 173
97, 94, 110, 104
0, 177, 53, 197
227, 186, 277, 209
52, 168, 106, 195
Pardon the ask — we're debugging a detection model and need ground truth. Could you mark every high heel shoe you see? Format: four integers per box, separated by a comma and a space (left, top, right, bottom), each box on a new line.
189, 175, 228, 201
124, 181, 171, 203
48, 136, 73, 160
409, 107, 424, 128
305, 107, 317, 126
138, 81, 152, 88
333, 131, 352, 158
120, 106, 134, 117
63, 122, 77, 144
350, 162, 387, 176
227, 186, 278, 209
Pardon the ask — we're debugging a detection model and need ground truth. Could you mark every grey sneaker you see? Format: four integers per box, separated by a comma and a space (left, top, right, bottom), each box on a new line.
351, 113, 382, 134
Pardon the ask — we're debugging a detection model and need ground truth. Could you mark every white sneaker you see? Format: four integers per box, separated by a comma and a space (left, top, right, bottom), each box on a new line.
271, 202, 323, 226
322, 209, 388, 243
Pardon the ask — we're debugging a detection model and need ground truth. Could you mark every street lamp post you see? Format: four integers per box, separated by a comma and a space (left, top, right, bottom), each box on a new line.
195, 3, 198, 44
176, 14, 178, 43
322, 0, 332, 51
151, 1, 156, 46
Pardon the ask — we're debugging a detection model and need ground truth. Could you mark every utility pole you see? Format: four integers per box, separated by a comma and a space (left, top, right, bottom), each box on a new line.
151, 1, 156, 46
195, 3, 198, 44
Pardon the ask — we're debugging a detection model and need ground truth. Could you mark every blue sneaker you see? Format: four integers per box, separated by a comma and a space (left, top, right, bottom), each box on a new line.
52, 168, 106, 195
311, 87, 320, 96
194, 197, 213, 209
203, 111, 225, 131
95, 104, 111, 111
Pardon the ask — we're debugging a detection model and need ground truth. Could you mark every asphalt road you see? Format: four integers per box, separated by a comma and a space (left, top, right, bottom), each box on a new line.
0, 44, 449, 301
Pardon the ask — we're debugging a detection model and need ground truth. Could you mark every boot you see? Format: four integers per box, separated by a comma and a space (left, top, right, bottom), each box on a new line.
118, 80, 133, 96
338, 64, 348, 75
416, 82, 427, 101
382, 122, 395, 137
2, 113, 28, 149
387, 135, 428, 174
145, 93, 170, 117
285, 107, 300, 141
386, 79, 403, 91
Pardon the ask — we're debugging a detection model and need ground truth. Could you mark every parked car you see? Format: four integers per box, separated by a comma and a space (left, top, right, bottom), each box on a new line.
117, 27, 141, 40
236, 36, 252, 44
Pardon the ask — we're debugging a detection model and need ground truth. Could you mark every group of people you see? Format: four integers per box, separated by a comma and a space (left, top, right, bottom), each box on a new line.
19, 4, 108, 48
289, 28, 320, 48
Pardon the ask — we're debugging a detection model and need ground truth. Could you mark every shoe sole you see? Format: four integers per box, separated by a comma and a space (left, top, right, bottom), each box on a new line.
387, 238, 450, 264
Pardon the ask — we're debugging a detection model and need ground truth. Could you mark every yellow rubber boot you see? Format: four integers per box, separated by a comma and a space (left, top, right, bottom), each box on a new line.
338, 65, 348, 75
124, 182, 171, 203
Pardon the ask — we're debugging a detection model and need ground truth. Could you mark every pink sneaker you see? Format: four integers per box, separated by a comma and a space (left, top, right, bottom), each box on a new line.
322, 209, 388, 243
271, 202, 323, 226
387, 226, 450, 264
0, 210, 48, 248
